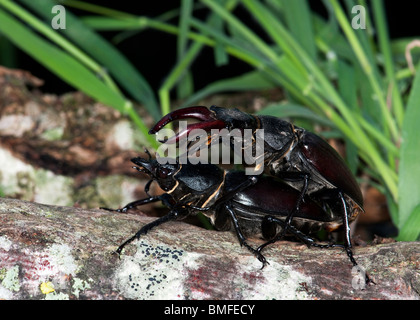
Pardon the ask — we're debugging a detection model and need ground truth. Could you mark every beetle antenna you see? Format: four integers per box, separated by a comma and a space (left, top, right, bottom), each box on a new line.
144, 148, 152, 161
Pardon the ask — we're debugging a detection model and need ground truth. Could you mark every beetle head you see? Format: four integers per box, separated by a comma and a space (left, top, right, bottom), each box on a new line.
209, 106, 258, 130
131, 150, 180, 191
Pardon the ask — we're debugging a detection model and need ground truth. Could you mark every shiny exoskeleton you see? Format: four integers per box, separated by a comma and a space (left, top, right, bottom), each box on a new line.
101, 152, 370, 283
149, 106, 364, 252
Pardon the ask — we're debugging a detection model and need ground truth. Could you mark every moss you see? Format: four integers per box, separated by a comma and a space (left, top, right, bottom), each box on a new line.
0, 268, 7, 281
41, 127, 64, 141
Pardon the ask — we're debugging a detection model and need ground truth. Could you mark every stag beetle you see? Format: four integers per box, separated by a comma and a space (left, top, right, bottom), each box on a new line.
101, 151, 370, 283
149, 106, 365, 260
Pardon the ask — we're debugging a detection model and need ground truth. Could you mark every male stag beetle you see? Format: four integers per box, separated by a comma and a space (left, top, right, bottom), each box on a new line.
149, 106, 365, 267
102, 151, 371, 283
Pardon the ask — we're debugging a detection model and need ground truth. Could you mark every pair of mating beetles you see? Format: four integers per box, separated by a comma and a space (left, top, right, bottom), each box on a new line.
103, 106, 371, 284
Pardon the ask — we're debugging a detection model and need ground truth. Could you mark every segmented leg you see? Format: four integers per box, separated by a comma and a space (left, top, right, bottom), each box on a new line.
277, 174, 309, 238
116, 210, 178, 255
256, 215, 343, 254
102, 192, 184, 256
337, 191, 374, 285
224, 203, 268, 268
100, 196, 160, 213
258, 192, 374, 286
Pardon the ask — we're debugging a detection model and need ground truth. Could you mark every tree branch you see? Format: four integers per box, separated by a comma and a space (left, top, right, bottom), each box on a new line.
0, 198, 418, 299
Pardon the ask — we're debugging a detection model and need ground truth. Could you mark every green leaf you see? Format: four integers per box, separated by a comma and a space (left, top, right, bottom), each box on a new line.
18, 0, 160, 120
397, 204, 420, 241
282, 0, 316, 59
337, 60, 359, 173
180, 70, 276, 107
0, 7, 157, 149
257, 103, 335, 128
397, 63, 420, 240
0, 8, 127, 110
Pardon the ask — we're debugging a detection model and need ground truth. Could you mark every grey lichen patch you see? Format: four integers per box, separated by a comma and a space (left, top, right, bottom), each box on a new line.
254, 262, 313, 299
0, 235, 13, 251
113, 238, 313, 300
72, 278, 92, 298
106, 120, 135, 151
114, 240, 196, 299
0, 148, 35, 199
1, 265, 21, 292
47, 243, 78, 276
44, 291, 70, 300
34, 171, 73, 206
96, 175, 140, 209
0, 147, 76, 205
183, 253, 313, 300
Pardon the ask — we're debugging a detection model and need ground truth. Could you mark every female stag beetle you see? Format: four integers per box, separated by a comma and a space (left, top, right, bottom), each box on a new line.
149, 106, 366, 271
101, 151, 370, 283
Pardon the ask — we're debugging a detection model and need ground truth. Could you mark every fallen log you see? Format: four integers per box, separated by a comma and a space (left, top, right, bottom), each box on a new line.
0, 198, 418, 300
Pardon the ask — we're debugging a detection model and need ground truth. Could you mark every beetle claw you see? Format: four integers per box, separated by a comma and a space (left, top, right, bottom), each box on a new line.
257, 254, 269, 270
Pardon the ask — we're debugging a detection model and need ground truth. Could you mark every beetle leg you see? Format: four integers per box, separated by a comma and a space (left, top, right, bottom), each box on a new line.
257, 215, 344, 253
278, 174, 310, 237
143, 179, 154, 197
115, 194, 188, 255
268, 171, 311, 236
100, 195, 160, 213
131, 163, 155, 197
116, 209, 181, 255
337, 191, 374, 285
223, 203, 268, 268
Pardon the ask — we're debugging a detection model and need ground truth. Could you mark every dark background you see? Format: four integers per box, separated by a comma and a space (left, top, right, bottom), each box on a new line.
4, 1, 418, 95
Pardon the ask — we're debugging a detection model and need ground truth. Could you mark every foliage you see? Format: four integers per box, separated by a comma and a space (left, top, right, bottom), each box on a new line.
0, 0, 419, 240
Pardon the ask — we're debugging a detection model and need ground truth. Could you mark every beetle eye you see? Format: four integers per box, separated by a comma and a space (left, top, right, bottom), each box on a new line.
158, 168, 170, 179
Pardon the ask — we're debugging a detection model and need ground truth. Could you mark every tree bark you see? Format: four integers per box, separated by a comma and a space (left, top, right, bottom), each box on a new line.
0, 198, 418, 300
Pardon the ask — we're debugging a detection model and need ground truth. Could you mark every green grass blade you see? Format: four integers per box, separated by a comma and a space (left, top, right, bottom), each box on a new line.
371, 0, 404, 128
180, 70, 276, 107
18, 0, 160, 120
257, 103, 335, 128
337, 59, 359, 173
0, 8, 125, 110
176, 0, 194, 100
397, 63, 420, 240
397, 204, 420, 241
200, 0, 279, 63
329, 0, 398, 142
281, 0, 316, 59
0, 7, 157, 149
2, 0, 120, 93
